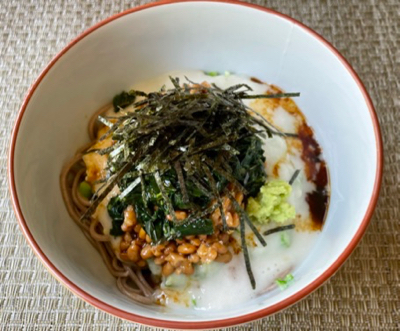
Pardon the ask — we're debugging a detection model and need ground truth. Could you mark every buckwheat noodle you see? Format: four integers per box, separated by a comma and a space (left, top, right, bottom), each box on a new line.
60, 104, 153, 305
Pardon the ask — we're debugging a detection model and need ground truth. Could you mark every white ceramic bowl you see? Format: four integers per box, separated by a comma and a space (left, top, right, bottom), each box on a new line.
9, 1, 382, 329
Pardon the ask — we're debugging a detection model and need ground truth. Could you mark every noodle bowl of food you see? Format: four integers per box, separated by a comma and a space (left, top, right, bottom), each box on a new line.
8, 1, 382, 329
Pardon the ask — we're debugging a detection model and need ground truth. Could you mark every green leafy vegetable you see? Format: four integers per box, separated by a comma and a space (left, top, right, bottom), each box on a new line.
230, 135, 266, 196
172, 218, 214, 238
112, 91, 136, 112
107, 196, 125, 236
134, 202, 164, 242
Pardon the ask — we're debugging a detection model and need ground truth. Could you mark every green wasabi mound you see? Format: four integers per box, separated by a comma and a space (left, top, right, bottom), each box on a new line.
246, 180, 295, 223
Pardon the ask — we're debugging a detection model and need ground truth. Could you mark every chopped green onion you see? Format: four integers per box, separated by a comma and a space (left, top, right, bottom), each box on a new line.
204, 71, 219, 77
275, 273, 294, 290
78, 181, 92, 199
280, 232, 290, 247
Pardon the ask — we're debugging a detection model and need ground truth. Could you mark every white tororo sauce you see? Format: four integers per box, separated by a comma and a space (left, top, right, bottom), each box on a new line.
91, 70, 322, 309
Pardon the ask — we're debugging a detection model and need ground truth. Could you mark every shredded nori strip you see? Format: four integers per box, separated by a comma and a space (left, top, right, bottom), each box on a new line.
139, 171, 149, 207
239, 92, 300, 99
154, 171, 177, 224
205, 157, 248, 195
202, 164, 228, 231
263, 224, 296, 236
187, 176, 213, 199
289, 169, 301, 185
225, 189, 267, 247
239, 207, 256, 289
174, 161, 189, 204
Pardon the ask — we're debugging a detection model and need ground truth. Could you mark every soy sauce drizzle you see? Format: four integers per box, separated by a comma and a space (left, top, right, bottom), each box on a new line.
298, 123, 329, 230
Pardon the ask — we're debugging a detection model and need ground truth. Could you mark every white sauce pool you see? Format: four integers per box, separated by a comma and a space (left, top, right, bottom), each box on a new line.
167, 231, 319, 310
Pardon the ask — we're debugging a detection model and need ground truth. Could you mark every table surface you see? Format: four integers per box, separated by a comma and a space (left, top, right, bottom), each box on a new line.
1, 0, 399, 330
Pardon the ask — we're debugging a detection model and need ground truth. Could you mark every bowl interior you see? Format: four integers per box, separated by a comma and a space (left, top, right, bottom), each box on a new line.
12, 1, 379, 324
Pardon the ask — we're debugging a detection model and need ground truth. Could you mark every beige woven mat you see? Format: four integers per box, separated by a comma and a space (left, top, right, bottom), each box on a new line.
1, 0, 399, 330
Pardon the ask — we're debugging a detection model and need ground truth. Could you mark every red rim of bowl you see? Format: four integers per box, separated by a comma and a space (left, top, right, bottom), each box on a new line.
8, 0, 383, 329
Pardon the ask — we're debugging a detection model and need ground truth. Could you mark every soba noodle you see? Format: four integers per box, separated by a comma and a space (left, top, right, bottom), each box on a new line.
60, 105, 154, 304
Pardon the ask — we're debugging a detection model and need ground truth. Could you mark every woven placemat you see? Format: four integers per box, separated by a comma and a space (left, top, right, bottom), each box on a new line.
1, 0, 399, 330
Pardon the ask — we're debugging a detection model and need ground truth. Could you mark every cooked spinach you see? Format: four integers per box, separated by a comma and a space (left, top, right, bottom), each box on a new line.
112, 90, 147, 112
107, 196, 125, 236
112, 91, 136, 112
229, 135, 266, 196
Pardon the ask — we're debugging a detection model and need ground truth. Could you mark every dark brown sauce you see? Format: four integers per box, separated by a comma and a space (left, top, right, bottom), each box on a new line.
298, 124, 329, 230
250, 77, 264, 84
